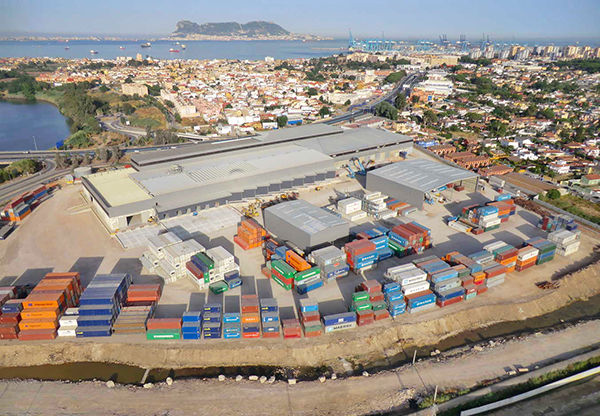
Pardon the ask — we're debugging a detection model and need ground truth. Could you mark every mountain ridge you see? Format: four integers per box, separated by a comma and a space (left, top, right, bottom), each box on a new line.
170, 20, 324, 40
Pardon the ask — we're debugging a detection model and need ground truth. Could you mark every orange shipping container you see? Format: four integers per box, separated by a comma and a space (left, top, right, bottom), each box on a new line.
22, 292, 65, 309
20, 307, 62, 320
285, 251, 311, 272
19, 318, 59, 331
241, 313, 260, 324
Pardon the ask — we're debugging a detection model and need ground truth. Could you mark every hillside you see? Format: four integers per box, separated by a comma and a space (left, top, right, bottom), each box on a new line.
170, 20, 324, 40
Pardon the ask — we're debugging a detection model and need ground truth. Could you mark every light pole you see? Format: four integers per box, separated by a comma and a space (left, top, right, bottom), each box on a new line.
32, 136, 38, 151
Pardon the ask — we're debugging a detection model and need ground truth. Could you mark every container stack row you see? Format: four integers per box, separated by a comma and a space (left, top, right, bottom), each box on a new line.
0, 185, 48, 222
76, 273, 131, 338
387, 222, 433, 258
146, 318, 181, 340
241, 294, 260, 338
384, 198, 417, 217
260, 298, 280, 338
234, 218, 268, 251
299, 299, 322, 337
337, 197, 367, 222
0, 287, 25, 340
459, 197, 516, 235
548, 230, 581, 257
361, 191, 397, 220
186, 245, 240, 292
538, 214, 578, 233
524, 237, 557, 265
142, 233, 205, 284
19, 272, 82, 340
202, 303, 222, 339
309, 245, 349, 283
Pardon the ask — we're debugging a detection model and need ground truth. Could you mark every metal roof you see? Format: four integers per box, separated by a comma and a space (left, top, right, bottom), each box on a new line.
299, 127, 413, 156
368, 159, 478, 192
264, 200, 349, 236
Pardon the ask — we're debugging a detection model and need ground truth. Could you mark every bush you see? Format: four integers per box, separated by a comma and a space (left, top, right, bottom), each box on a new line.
546, 189, 561, 200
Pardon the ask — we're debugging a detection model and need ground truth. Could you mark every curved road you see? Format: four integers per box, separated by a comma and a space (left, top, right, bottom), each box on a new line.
0, 159, 70, 204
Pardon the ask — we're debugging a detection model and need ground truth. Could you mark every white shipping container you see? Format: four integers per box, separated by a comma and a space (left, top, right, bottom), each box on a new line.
402, 281, 430, 295
59, 317, 78, 327
345, 210, 368, 222
397, 269, 428, 286
548, 230, 579, 246
480, 212, 499, 221
489, 177, 506, 188
483, 241, 507, 252
324, 321, 358, 333
384, 263, 417, 278
338, 198, 362, 214
481, 217, 502, 228
206, 246, 235, 267
378, 209, 398, 220
364, 191, 382, 200
57, 329, 77, 337
448, 221, 471, 233
518, 247, 539, 261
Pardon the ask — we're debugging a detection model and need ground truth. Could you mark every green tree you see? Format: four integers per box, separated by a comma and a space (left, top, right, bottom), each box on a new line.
374, 102, 398, 120
319, 106, 331, 118
384, 71, 407, 84
306, 87, 318, 97
99, 85, 109, 93
54, 153, 68, 169
466, 112, 484, 122
277, 115, 288, 128
97, 147, 110, 162
84, 152, 93, 165
344, 99, 351, 106
111, 146, 123, 162
394, 94, 407, 112
423, 110, 438, 126
411, 95, 420, 104
489, 120, 508, 137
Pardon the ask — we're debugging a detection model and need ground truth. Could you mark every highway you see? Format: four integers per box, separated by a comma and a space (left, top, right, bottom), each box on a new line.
0, 159, 69, 205
101, 118, 213, 142
324, 72, 421, 125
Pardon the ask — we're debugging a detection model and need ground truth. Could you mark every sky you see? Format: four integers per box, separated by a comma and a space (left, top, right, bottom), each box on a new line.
1, 0, 599, 41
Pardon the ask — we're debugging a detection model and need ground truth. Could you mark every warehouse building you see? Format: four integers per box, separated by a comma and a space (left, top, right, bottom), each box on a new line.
366, 159, 479, 210
82, 125, 413, 232
263, 200, 350, 250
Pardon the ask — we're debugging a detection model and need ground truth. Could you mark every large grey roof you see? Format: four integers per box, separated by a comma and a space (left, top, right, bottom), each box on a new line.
264, 200, 349, 235
368, 159, 478, 192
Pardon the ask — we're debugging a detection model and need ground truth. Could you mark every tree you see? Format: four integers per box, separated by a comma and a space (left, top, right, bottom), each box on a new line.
277, 115, 288, 128
384, 71, 407, 84
84, 152, 93, 165
111, 146, 123, 162
546, 189, 560, 200
319, 106, 331, 118
423, 110, 438, 126
97, 147, 110, 162
374, 102, 398, 120
145, 126, 152, 143
99, 85, 109, 93
465, 112, 484, 122
124, 77, 133, 84
489, 120, 508, 137
344, 99, 351, 106
394, 94, 407, 112
411, 95, 420, 104
306, 87, 318, 97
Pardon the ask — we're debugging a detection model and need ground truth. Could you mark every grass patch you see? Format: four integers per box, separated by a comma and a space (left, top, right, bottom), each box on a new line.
539, 194, 600, 224
428, 355, 600, 416
128, 107, 166, 129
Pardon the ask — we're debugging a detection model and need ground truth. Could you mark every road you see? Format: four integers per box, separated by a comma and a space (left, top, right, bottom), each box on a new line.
324, 72, 421, 125
101, 118, 214, 142
0, 159, 70, 204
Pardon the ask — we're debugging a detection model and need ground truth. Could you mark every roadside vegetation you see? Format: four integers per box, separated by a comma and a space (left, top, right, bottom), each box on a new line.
428, 355, 600, 416
0, 159, 42, 184
539, 192, 600, 224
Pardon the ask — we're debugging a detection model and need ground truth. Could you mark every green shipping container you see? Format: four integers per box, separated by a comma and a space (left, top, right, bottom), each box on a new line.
295, 267, 321, 282
465, 292, 477, 301
352, 291, 369, 302
352, 300, 372, 311
194, 252, 215, 270
209, 281, 228, 295
272, 274, 292, 291
536, 256, 554, 265
271, 260, 296, 278
371, 301, 387, 311
303, 324, 322, 333
458, 269, 470, 278
146, 329, 181, 340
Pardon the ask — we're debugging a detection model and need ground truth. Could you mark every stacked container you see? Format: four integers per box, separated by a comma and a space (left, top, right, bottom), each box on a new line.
146, 318, 181, 340
388, 222, 432, 257
525, 237, 557, 265
181, 311, 202, 340
516, 246, 539, 272
57, 308, 79, 337
142, 236, 205, 284
202, 303, 222, 339
538, 214, 578, 232
112, 306, 153, 335
223, 312, 241, 339
76, 273, 131, 338
234, 218, 268, 250
241, 294, 260, 338
309, 245, 349, 283
19, 272, 82, 340
1, 195, 31, 222
383, 282, 405, 317
548, 230, 581, 257
322, 312, 357, 333
0, 288, 22, 340
337, 197, 367, 221
362, 191, 396, 220
224, 269, 242, 290
299, 299, 322, 337
126, 284, 162, 305
385, 198, 416, 216
295, 267, 323, 294
271, 259, 296, 290
345, 239, 377, 273
282, 318, 302, 339
260, 298, 280, 338
350, 291, 372, 315
361, 280, 387, 317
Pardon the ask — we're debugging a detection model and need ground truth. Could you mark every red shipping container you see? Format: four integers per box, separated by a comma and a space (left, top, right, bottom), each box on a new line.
345, 240, 376, 256
243, 332, 260, 339
304, 330, 322, 338
369, 292, 384, 302
361, 279, 382, 293
374, 309, 390, 321
262, 267, 272, 278
0, 313, 21, 324
436, 295, 464, 308
485, 265, 507, 278
241, 305, 259, 314
476, 286, 488, 295
464, 284, 477, 294
404, 289, 433, 301
283, 333, 302, 339
356, 310, 374, 320
461, 276, 474, 286
0, 332, 18, 340
262, 331, 279, 339
301, 311, 320, 323
357, 317, 375, 326
18, 328, 57, 340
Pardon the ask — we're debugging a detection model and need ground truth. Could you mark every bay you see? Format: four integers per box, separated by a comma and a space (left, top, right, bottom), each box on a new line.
0, 100, 71, 151
0, 39, 349, 61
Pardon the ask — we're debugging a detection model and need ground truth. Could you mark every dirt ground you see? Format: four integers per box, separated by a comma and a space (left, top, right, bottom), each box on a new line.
2, 320, 600, 416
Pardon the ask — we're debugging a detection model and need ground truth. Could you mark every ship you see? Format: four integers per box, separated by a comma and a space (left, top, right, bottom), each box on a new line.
140, 42, 151, 48
181, 44, 186, 50
169, 48, 180, 53
64, 47, 70, 50
90, 50, 98, 54
120, 46, 125, 49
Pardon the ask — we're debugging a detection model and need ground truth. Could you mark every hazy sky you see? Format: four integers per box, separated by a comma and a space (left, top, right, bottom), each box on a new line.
1, 0, 599, 40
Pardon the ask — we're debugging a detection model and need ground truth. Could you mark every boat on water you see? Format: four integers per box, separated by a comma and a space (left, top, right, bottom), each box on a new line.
169, 48, 180, 53
64, 47, 70, 50
140, 42, 151, 48
90, 50, 98, 54
120, 46, 125, 49
181, 44, 186, 50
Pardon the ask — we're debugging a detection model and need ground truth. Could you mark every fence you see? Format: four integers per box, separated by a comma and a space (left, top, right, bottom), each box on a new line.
535, 199, 600, 233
